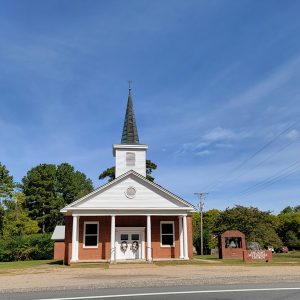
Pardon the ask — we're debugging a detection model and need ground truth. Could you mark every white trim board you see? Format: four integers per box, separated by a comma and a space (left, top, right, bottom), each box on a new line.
83, 221, 99, 249
160, 221, 175, 248
61, 170, 196, 213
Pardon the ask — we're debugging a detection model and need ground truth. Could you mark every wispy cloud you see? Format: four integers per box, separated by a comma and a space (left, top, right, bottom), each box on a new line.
176, 127, 248, 156
215, 143, 233, 149
286, 129, 300, 140
195, 150, 212, 156
203, 127, 236, 142
226, 56, 300, 109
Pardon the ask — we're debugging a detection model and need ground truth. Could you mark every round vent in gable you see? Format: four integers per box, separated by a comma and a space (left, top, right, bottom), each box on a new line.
125, 186, 136, 198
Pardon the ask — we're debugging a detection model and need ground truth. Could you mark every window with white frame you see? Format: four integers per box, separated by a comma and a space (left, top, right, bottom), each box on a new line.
160, 221, 175, 247
84, 222, 99, 248
126, 152, 135, 167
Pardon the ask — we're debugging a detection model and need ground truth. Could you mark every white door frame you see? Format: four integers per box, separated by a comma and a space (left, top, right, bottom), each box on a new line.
115, 227, 145, 260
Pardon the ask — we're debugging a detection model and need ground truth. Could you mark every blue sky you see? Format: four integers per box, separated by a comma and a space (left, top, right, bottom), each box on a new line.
0, 0, 300, 213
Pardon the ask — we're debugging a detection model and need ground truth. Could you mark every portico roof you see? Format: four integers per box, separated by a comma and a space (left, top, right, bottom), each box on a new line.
61, 170, 196, 215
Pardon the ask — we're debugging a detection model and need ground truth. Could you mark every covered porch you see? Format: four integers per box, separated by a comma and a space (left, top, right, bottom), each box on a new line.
68, 210, 191, 264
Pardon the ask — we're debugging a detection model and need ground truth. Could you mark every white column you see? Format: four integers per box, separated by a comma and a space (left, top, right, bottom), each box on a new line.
183, 215, 189, 259
147, 215, 152, 262
71, 215, 79, 262
76, 216, 80, 260
179, 216, 184, 259
110, 215, 116, 262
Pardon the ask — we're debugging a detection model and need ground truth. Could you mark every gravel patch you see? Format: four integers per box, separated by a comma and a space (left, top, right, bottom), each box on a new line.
0, 265, 299, 294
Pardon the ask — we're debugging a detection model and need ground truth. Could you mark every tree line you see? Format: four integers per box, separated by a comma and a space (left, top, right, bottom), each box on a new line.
0, 160, 157, 261
0, 162, 93, 261
1, 160, 298, 261
193, 205, 300, 254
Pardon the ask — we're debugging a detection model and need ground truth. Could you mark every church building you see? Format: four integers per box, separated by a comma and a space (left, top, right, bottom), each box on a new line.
60, 89, 195, 264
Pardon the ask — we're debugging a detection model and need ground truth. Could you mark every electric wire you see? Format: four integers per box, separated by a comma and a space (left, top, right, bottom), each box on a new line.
236, 168, 300, 198
210, 137, 299, 192
201, 118, 300, 192
233, 160, 300, 199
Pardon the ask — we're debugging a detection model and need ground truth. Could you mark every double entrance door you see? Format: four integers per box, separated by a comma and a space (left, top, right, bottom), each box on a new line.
115, 227, 145, 260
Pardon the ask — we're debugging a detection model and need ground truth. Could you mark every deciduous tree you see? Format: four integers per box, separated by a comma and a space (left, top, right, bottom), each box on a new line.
99, 160, 157, 182
56, 163, 93, 204
278, 208, 300, 250
213, 205, 282, 249
0, 163, 14, 235
0, 162, 14, 203
22, 163, 93, 233
2, 192, 39, 238
0, 204, 4, 235
193, 209, 220, 254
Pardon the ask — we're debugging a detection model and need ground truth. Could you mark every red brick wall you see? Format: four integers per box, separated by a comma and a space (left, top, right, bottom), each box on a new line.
64, 216, 72, 265
219, 230, 246, 260
64, 215, 193, 263
151, 216, 179, 259
78, 216, 111, 260
54, 241, 65, 260
243, 250, 273, 262
116, 216, 147, 227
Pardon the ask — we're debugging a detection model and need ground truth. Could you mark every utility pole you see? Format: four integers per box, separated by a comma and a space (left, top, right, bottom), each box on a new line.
194, 192, 208, 256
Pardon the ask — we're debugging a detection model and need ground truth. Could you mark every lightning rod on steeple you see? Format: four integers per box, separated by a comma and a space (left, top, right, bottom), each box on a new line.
128, 80, 132, 91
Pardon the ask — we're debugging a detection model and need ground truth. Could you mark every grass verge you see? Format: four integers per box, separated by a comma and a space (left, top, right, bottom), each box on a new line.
194, 250, 300, 266
0, 251, 298, 269
0, 260, 63, 269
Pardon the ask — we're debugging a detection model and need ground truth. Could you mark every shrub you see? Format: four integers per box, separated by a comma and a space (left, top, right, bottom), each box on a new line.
0, 234, 53, 262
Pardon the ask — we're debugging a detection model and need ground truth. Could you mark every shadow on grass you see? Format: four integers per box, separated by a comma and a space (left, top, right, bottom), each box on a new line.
70, 263, 109, 269
47, 260, 64, 265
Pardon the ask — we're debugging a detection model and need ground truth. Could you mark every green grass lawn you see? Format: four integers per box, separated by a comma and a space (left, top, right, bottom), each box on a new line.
272, 250, 300, 263
0, 251, 298, 269
194, 250, 300, 265
0, 260, 63, 269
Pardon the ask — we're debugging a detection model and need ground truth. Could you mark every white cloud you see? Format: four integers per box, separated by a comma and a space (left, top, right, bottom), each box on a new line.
215, 143, 233, 149
195, 150, 212, 156
203, 127, 235, 142
286, 129, 300, 140
177, 141, 209, 154
176, 127, 242, 156
227, 56, 300, 109
195, 142, 209, 149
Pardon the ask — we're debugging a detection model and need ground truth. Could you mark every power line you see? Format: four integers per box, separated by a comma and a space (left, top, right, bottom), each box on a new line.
212, 137, 299, 192
233, 160, 300, 199
201, 119, 300, 192
236, 168, 299, 199
239, 165, 300, 198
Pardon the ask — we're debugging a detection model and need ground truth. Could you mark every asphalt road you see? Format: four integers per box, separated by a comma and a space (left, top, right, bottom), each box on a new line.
1, 283, 300, 300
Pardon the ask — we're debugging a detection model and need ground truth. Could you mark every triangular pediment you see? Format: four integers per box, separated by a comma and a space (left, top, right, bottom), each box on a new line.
62, 171, 194, 211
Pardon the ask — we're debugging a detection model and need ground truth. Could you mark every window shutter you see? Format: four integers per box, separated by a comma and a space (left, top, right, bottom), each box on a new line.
126, 152, 135, 167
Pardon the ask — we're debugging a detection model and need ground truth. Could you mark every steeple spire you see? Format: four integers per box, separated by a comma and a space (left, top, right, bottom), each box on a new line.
121, 87, 140, 144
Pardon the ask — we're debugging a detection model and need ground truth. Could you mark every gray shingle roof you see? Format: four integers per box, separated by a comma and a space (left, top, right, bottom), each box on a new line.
51, 225, 65, 240
121, 89, 140, 144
